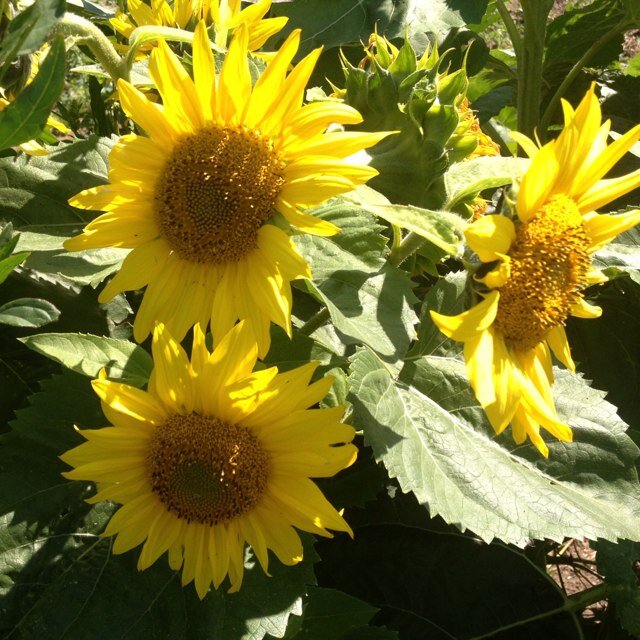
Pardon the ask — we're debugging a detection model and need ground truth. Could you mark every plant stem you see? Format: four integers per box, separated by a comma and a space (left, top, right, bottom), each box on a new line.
495, 0, 522, 59
516, 0, 553, 139
388, 231, 426, 267
298, 307, 330, 336
48, 13, 128, 83
538, 20, 631, 140
469, 582, 611, 640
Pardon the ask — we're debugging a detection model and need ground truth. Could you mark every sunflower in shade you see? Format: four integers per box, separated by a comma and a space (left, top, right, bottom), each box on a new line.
65, 22, 391, 356
61, 321, 356, 597
431, 86, 640, 456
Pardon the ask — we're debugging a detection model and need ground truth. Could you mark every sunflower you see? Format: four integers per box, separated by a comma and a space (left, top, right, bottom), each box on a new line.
61, 321, 356, 597
111, 0, 287, 52
65, 23, 389, 355
457, 98, 500, 160
431, 86, 640, 456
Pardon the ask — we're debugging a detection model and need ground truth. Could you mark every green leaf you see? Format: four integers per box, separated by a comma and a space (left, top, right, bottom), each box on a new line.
295, 199, 417, 362
19, 333, 153, 387
0, 135, 118, 283
289, 587, 378, 640
66, 0, 115, 19
593, 225, 640, 282
597, 540, 640, 636
348, 347, 640, 545
544, 0, 626, 72
0, 38, 66, 151
409, 270, 469, 358
348, 188, 463, 256
444, 156, 524, 209
566, 276, 640, 428
0, 135, 112, 232
271, 0, 408, 57
0, 251, 28, 285
0, 372, 318, 639
316, 491, 581, 639
266, 326, 348, 374
0, 0, 66, 82
0, 297, 60, 327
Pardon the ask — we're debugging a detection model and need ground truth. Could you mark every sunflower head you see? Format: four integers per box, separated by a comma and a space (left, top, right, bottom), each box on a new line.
430, 86, 640, 456
338, 34, 493, 208
61, 321, 356, 598
65, 22, 391, 356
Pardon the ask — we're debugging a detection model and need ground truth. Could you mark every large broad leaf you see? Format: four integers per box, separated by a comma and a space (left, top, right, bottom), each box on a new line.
19, 332, 153, 387
0, 372, 317, 639
0, 136, 121, 285
271, 1, 408, 57
0, 135, 112, 235
295, 199, 417, 363
596, 540, 640, 636
348, 347, 640, 545
271, 0, 486, 57
0, 38, 66, 151
0, 0, 66, 82
0, 297, 60, 327
443, 156, 525, 209
593, 225, 640, 283
286, 587, 386, 640
567, 275, 640, 429
544, 0, 627, 72
408, 270, 469, 358
316, 491, 582, 639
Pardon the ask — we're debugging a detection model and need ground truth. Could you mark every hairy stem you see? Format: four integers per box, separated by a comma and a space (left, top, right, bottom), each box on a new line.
388, 231, 426, 267
48, 13, 128, 83
516, 0, 553, 139
495, 0, 522, 59
298, 307, 330, 336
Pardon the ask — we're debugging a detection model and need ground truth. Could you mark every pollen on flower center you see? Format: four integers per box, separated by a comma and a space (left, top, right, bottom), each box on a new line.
494, 194, 591, 351
154, 126, 286, 264
147, 412, 270, 525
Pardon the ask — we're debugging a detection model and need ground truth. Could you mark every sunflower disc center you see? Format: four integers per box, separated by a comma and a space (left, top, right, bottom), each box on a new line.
147, 413, 270, 525
494, 194, 591, 351
154, 126, 285, 264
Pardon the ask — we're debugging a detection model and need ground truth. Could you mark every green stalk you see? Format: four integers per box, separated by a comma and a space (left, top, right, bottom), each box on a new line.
469, 582, 612, 640
538, 20, 632, 139
388, 231, 426, 267
48, 13, 128, 83
516, 0, 554, 138
123, 25, 225, 77
298, 307, 330, 336
495, 0, 522, 59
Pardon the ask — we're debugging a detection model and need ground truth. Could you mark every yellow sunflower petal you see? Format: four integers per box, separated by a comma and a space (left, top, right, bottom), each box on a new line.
577, 170, 640, 213
116, 79, 177, 148
217, 23, 251, 124
149, 38, 204, 131
465, 215, 516, 262
276, 200, 340, 236
430, 290, 499, 342
571, 297, 602, 318
193, 20, 217, 121
583, 210, 640, 252
464, 329, 496, 406
545, 325, 575, 371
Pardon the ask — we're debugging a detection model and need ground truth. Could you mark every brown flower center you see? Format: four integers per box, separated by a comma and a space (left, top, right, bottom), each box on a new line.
147, 413, 270, 525
154, 125, 285, 264
494, 195, 591, 351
